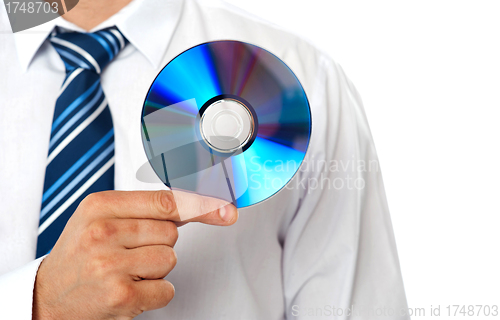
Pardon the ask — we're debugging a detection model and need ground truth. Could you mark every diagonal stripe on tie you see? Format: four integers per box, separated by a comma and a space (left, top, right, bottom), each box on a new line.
36, 27, 129, 258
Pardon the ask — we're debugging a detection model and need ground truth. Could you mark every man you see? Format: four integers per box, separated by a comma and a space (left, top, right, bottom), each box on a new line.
0, 0, 409, 319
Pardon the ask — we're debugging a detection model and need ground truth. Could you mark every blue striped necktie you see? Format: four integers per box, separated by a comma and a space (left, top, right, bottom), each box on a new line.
36, 27, 128, 258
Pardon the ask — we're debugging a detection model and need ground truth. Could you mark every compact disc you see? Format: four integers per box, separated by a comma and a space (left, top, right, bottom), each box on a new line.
140, 40, 311, 208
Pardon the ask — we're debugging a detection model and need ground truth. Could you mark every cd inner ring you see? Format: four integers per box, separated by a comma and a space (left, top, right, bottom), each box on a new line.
199, 98, 255, 153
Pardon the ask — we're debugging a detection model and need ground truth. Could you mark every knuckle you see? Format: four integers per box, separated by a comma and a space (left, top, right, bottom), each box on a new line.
154, 190, 176, 216
155, 246, 177, 268
82, 192, 102, 207
78, 192, 106, 216
157, 281, 175, 308
77, 194, 94, 213
137, 281, 174, 311
165, 221, 178, 242
166, 246, 178, 268
86, 220, 117, 242
165, 281, 176, 303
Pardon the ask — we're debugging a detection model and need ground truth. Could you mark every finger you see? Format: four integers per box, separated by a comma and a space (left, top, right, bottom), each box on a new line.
125, 245, 177, 280
81, 190, 238, 226
104, 219, 178, 248
134, 279, 175, 312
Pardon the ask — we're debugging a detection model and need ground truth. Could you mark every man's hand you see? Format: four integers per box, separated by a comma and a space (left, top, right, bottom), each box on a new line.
32, 190, 238, 320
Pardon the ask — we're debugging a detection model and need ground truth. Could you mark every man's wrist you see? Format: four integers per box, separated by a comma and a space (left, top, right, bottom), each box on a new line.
32, 259, 57, 320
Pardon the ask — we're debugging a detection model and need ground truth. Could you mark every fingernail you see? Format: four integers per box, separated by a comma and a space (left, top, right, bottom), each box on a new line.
219, 205, 232, 222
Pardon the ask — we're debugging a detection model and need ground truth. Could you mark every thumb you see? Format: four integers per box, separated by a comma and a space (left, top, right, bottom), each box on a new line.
171, 189, 238, 226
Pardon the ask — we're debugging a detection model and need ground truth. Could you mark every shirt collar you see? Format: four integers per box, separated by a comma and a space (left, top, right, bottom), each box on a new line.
13, 0, 183, 72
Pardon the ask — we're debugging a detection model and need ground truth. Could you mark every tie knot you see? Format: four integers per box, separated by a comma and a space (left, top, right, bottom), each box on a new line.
50, 27, 128, 74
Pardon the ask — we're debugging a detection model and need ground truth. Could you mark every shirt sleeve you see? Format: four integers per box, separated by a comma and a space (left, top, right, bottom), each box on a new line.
0, 256, 45, 319
282, 55, 410, 319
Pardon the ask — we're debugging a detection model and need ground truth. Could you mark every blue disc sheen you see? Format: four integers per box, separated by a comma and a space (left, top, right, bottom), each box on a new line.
141, 41, 311, 208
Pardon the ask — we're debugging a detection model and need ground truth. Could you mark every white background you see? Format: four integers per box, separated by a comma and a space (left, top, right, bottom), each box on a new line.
225, 0, 500, 317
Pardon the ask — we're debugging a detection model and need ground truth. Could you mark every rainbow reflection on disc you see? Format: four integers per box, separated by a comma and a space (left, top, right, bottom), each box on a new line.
141, 40, 311, 208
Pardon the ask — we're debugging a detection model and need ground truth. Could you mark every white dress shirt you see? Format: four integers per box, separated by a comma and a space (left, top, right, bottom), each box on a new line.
0, 0, 409, 319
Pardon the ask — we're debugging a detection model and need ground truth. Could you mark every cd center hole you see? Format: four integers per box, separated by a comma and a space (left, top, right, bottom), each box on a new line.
199, 98, 254, 152
213, 112, 242, 140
